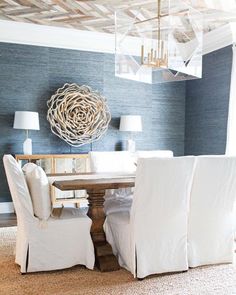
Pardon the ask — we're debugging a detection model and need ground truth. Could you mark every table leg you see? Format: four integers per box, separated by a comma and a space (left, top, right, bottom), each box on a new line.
87, 189, 120, 272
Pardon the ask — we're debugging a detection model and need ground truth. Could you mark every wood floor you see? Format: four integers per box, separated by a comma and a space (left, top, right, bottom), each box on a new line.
0, 213, 17, 227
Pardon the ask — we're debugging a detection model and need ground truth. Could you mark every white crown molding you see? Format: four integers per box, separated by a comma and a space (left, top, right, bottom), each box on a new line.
0, 20, 115, 54
202, 23, 234, 55
230, 23, 236, 44
0, 202, 14, 214
0, 19, 234, 56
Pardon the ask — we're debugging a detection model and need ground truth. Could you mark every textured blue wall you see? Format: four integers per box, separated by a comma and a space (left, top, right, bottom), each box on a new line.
185, 46, 232, 155
0, 42, 186, 202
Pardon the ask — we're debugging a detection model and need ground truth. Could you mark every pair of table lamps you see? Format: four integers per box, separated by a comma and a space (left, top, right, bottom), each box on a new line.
13, 112, 141, 154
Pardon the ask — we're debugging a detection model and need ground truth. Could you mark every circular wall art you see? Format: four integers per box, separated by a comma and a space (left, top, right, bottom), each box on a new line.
47, 83, 111, 147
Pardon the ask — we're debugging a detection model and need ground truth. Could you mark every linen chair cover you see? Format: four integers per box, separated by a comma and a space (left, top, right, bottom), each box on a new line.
89, 151, 135, 174
188, 156, 236, 267
104, 157, 196, 278
89, 151, 135, 215
3, 155, 95, 273
136, 150, 173, 158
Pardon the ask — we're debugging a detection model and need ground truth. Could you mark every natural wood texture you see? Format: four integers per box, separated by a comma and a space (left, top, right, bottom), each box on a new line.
47, 83, 111, 147
0, 1, 235, 37
53, 177, 135, 191
48, 172, 133, 176
87, 188, 119, 272
53, 174, 135, 272
48, 172, 91, 176
15, 154, 88, 160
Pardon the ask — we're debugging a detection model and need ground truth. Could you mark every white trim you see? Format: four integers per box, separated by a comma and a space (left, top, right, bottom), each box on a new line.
202, 24, 234, 55
230, 23, 236, 43
0, 20, 115, 54
0, 19, 234, 55
225, 43, 236, 155
0, 202, 14, 214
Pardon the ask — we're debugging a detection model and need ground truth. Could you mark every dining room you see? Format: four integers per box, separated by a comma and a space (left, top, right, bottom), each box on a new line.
0, 1, 236, 294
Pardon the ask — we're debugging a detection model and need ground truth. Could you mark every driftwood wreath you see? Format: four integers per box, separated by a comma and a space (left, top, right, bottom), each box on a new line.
47, 83, 111, 147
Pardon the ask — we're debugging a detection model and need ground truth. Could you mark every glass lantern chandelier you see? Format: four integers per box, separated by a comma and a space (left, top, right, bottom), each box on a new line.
115, 0, 203, 83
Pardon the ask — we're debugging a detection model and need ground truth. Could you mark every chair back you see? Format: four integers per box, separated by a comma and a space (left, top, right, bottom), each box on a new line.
89, 151, 135, 173
3, 155, 34, 222
136, 150, 173, 158
188, 156, 236, 267
130, 156, 196, 278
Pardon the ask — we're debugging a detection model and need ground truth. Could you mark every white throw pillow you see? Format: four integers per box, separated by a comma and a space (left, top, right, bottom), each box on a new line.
23, 163, 52, 220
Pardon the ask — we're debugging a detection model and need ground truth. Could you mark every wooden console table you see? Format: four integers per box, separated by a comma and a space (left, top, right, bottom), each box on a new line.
15, 154, 89, 207
53, 174, 135, 272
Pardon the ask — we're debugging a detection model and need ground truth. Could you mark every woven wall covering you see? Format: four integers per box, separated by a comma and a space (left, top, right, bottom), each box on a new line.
47, 83, 111, 147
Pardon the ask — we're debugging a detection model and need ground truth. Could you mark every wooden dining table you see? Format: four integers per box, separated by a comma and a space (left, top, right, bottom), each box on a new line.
52, 173, 135, 272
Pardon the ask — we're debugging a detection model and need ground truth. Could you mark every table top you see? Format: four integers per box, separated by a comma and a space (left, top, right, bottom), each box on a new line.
52, 173, 135, 191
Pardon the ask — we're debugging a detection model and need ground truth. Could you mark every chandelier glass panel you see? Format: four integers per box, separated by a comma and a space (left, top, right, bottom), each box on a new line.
115, 0, 203, 83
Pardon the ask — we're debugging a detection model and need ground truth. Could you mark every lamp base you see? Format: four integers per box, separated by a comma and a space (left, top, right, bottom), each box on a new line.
23, 138, 32, 155
126, 139, 136, 153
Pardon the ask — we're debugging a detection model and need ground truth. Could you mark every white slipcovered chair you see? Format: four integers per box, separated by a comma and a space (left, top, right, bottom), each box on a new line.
89, 151, 135, 173
89, 151, 136, 215
188, 156, 236, 267
136, 150, 173, 159
3, 155, 95, 273
104, 156, 196, 278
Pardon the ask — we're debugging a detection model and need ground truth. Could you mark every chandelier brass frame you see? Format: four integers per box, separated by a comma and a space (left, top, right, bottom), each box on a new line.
115, 0, 203, 83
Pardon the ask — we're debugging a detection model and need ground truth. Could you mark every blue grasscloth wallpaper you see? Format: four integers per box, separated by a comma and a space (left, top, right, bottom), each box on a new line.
185, 46, 232, 155
0, 42, 186, 202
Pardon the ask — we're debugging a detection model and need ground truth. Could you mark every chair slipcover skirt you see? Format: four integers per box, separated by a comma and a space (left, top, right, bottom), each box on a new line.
3, 155, 95, 273
104, 157, 196, 278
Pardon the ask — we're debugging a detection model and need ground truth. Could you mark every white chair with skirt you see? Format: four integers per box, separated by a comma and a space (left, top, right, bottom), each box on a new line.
136, 150, 173, 159
89, 151, 136, 215
188, 156, 236, 267
104, 156, 196, 278
3, 154, 95, 273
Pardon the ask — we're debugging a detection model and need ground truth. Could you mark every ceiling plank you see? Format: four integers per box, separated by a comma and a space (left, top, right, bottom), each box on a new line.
0, 0, 235, 38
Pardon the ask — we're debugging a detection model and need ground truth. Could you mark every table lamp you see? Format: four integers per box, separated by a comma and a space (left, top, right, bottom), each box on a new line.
13, 111, 40, 155
119, 115, 142, 152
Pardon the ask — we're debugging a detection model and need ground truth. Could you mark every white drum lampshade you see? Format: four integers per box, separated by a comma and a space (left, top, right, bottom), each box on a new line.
119, 115, 142, 152
13, 111, 40, 155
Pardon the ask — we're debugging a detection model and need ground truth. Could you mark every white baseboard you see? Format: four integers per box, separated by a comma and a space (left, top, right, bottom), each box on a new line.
0, 202, 14, 214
